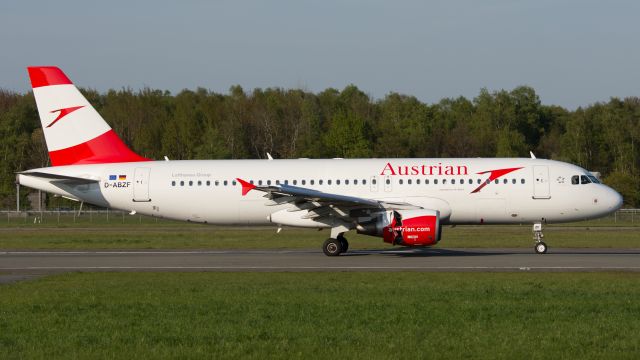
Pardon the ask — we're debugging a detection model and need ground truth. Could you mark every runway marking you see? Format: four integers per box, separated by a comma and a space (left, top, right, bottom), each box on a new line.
0, 250, 311, 255
3, 266, 640, 270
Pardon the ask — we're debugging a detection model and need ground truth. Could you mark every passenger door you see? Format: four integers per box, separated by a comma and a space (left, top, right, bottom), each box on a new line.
532, 166, 550, 199
133, 167, 151, 202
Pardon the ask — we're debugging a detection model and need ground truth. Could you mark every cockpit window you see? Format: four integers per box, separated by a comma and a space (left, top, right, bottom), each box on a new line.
587, 175, 600, 184
571, 175, 579, 185
580, 175, 591, 184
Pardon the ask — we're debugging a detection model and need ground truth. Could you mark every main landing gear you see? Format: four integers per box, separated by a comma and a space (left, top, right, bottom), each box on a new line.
533, 223, 548, 254
323, 234, 349, 256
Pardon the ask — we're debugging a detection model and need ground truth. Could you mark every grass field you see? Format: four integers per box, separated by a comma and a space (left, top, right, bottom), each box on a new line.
1, 272, 638, 359
0, 223, 639, 250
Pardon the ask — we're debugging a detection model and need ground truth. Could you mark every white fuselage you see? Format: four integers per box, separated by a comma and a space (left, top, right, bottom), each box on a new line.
18, 158, 622, 227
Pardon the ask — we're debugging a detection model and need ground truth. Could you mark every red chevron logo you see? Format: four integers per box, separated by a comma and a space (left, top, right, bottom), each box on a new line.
470, 167, 524, 193
46, 106, 85, 128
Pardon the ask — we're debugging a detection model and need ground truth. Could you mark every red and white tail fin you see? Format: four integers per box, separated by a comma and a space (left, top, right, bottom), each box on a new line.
28, 66, 150, 166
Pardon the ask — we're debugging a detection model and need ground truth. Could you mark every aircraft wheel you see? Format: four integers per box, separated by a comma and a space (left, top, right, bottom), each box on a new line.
323, 238, 343, 256
338, 236, 349, 253
535, 242, 548, 254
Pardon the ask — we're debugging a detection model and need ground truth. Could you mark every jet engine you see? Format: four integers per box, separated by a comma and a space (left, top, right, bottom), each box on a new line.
357, 209, 441, 246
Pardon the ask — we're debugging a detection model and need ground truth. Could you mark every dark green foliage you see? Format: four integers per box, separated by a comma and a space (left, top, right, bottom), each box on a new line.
0, 85, 639, 206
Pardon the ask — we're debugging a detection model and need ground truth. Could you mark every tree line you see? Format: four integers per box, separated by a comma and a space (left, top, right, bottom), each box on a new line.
0, 85, 638, 207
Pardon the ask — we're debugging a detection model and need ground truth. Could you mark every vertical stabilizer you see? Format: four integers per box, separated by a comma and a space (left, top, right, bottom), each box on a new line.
27, 66, 149, 166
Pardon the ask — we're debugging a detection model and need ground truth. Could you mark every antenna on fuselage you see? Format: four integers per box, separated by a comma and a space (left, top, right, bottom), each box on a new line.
266, 153, 274, 160
529, 151, 536, 159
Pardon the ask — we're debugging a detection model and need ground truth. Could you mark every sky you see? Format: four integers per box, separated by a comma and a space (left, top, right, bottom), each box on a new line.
1, 0, 639, 109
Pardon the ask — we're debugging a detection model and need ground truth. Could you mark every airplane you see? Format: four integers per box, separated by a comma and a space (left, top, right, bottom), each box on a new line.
17, 66, 623, 256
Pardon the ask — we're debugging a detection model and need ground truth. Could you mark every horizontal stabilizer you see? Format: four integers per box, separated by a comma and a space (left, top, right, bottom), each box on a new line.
18, 171, 99, 185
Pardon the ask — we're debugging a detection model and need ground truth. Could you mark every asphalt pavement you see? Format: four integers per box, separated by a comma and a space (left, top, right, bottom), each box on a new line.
2, 248, 639, 281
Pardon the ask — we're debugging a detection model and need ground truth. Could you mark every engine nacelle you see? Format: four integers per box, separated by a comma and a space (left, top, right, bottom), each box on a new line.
357, 209, 441, 246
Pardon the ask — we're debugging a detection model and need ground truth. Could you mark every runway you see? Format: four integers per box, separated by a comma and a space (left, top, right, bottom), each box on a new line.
2, 248, 640, 278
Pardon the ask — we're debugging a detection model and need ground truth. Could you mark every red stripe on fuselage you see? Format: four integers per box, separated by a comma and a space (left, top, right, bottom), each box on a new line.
28, 67, 73, 88
48, 130, 150, 166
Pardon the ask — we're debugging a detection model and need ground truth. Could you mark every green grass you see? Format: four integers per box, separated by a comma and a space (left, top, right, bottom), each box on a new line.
0, 223, 639, 250
0, 272, 639, 359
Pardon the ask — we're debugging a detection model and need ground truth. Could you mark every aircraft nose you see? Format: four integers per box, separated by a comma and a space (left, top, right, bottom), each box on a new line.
604, 186, 623, 211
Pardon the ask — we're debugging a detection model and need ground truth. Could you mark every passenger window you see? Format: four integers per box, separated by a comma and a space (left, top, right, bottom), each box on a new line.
512, 179, 516, 184
408, 179, 412, 185
416, 179, 420, 185
285, 180, 289, 185
363, 179, 367, 185
354, 179, 358, 185
425, 179, 429, 184
171, 181, 176, 186
223, 180, 228, 186
443, 179, 447, 184
180, 181, 184, 186
215, 180, 219, 186
372, 179, 376, 185
336, 180, 341, 185
451, 179, 456, 184
276, 180, 280, 185
258, 180, 263, 186
232, 180, 237, 186
197, 180, 202, 186
434, 179, 438, 184
521, 179, 525, 184
189, 181, 193, 186
310, 180, 314, 185
206, 180, 211, 186
302, 180, 306, 185
468, 179, 473, 185
293, 180, 297, 185
399, 179, 403, 185
503, 179, 507, 184
571, 175, 579, 185
345, 179, 349, 185
581, 175, 590, 184
478, 179, 482, 184
494, 179, 499, 184
328, 180, 332, 185
319, 179, 323, 185
267, 180, 272, 185
386, 179, 390, 185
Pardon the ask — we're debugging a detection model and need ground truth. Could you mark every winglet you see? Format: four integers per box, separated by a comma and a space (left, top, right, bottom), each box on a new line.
236, 178, 256, 196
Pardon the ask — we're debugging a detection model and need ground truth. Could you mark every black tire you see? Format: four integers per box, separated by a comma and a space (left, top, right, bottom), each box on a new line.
323, 238, 343, 256
535, 242, 548, 254
339, 237, 349, 253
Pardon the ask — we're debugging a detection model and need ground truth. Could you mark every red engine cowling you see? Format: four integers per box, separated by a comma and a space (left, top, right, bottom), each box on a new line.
357, 209, 441, 246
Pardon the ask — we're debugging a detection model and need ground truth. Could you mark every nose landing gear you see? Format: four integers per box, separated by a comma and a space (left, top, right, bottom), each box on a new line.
533, 223, 547, 254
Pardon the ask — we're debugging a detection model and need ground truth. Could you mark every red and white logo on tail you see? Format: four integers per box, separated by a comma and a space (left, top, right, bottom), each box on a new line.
28, 66, 149, 166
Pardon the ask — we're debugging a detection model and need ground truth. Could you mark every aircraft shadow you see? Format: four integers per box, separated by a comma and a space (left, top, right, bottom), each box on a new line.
345, 248, 640, 257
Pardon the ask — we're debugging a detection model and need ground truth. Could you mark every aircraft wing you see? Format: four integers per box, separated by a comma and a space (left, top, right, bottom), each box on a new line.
236, 178, 420, 222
